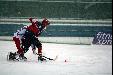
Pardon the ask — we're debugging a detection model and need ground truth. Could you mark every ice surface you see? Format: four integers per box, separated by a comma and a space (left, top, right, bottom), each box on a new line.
0, 41, 112, 75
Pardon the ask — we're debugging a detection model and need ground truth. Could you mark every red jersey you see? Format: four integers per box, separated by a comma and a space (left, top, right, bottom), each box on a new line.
27, 18, 40, 37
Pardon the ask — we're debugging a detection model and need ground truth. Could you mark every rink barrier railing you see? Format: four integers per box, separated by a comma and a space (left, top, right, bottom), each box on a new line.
0, 18, 112, 24
0, 36, 93, 45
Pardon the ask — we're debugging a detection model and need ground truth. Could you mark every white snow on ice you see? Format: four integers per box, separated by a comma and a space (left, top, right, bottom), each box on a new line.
0, 41, 112, 75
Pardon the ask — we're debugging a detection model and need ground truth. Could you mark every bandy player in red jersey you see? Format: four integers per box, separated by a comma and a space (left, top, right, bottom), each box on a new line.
7, 18, 50, 61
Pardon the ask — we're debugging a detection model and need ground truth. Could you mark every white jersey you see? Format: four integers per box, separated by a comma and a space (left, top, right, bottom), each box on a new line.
13, 26, 35, 49
13, 26, 27, 41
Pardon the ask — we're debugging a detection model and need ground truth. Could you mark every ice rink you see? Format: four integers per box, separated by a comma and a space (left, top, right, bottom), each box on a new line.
0, 41, 112, 75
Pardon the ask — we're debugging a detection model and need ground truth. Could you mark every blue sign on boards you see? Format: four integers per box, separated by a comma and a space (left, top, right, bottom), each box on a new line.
92, 32, 112, 45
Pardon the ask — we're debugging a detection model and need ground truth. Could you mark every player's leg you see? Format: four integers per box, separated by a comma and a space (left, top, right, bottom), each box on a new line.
32, 38, 47, 61
8, 37, 24, 60
13, 37, 24, 54
20, 39, 31, 60
32, 38, 42, 55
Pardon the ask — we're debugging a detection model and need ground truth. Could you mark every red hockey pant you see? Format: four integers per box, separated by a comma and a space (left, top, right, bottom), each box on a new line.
13, 37, 23, 54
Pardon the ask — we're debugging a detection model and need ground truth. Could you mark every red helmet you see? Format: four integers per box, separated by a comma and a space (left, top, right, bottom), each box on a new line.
42, 18, 50, 27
